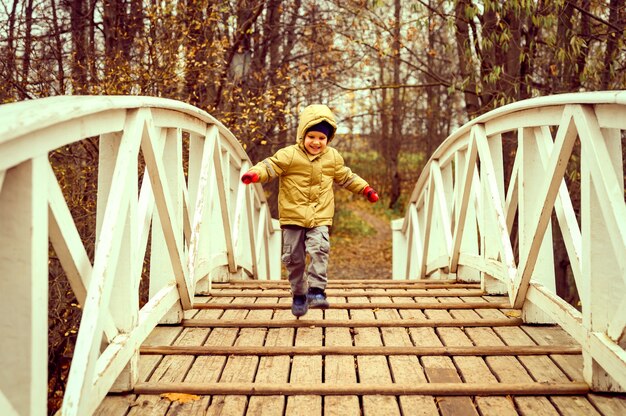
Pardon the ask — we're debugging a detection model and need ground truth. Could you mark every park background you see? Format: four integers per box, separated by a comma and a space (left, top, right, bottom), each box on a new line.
1, 0, 625, 413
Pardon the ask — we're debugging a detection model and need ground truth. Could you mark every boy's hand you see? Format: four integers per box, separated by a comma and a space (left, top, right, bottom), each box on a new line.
241, 171, 259, 184
363, 186, 379, 203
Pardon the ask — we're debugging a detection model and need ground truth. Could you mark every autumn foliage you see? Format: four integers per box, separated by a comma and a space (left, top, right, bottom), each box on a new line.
1, 0, 625, 413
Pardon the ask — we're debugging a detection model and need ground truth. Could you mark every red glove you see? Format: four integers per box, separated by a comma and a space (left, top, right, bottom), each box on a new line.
241, 171, 259, 184
363, 186, 379, 203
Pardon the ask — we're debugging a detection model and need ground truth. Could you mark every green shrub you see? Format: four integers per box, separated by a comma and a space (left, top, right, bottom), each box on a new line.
332, 207, 375, 237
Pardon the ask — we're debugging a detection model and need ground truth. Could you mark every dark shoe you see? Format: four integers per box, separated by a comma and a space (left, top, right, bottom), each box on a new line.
307, 287, 329, 309
291, 295, 308, 317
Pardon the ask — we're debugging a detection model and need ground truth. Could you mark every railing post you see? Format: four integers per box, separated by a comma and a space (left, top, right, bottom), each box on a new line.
391, 218, 407, 279
150, 128, 184, 323
519, 127, 556, 323
582, 123, 625, 392
452, 150, 480, 282
98, 132, 140, 391
0, 157, 48, 415
478, 132, 508, 294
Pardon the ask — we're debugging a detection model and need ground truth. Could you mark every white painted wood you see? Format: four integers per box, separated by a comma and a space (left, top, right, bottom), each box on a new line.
391, 218, 406, 280
63, 110, 143, 416
512, 107, 578, 307
450, 136, 477, 273
588, 333, 626, 391
576, 107, 626, 278
504, 150, 519, 233
0, 96, 281, 414
255, 203, 268, 280
392, 92, 626, 392
581, 105, 626, 392
213, 135, 237, 274
269, 219, 282, 280
536, 126, 583, 296
431, 161, 453, 263
0, 157, 48, 416
0, 110, 126, 171
524, 283, 583, 343
0, 391, 19, 416
90, 284, 179, 409
518, 127, 555, 292
475, 128, 515, 293
232, 162, 248, 256
420, 173, 435, 277
149, 127, 184, 323
188, 126, 217, 287
244, 180, 258, 278
458, 253, 509, 283
109, 129, 139, 392
141, 112, 192, 308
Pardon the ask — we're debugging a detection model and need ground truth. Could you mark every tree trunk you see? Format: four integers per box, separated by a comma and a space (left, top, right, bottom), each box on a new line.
454, 0, 480, 118
103, 0, 143, 92
68, 0, 88, 92
601, 0, 623, 89
3, 0, 19, 100
51, 0, 66, 94
20, 0, 33, 99
388, 0, 402, 209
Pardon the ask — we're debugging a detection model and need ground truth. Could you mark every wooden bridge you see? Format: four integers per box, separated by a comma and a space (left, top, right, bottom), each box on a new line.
1, 93, 625, 415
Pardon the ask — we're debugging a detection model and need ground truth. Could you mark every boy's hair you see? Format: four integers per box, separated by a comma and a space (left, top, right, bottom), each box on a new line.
306, 120, 334, 138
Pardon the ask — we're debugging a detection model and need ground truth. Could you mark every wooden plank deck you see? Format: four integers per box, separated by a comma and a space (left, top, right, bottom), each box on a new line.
95, 279, 626, 415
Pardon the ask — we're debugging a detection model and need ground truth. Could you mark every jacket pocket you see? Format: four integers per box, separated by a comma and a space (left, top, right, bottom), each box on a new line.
319, 230, 330, 254
281, 244, 293, 264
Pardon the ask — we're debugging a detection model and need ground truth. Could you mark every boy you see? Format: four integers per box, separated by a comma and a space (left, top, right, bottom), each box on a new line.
241, 104, 378, 317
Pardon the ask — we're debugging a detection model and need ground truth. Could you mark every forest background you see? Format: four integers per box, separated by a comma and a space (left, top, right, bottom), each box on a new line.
1, 0, 625, 413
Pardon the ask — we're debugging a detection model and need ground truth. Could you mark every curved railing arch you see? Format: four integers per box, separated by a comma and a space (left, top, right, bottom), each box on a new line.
0, 96, 281, 415
392, 91, 626, 392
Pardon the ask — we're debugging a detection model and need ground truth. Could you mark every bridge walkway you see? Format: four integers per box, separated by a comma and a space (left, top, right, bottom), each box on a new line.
95, 279, 626, 416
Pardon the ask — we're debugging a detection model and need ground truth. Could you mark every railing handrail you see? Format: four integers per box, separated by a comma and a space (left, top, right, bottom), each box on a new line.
0, 96, 281, 415
392, 90, 626, 393
409, 90, 626, 207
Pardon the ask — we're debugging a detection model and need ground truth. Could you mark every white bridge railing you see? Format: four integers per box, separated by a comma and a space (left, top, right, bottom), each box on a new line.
0, 96, 281, 416
392, 91, 626, 393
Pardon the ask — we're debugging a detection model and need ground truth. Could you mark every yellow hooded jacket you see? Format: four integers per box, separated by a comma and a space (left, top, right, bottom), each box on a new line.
249, 104, 369, 228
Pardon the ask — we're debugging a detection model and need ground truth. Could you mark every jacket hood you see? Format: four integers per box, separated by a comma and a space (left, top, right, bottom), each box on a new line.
296, 104, 338, 145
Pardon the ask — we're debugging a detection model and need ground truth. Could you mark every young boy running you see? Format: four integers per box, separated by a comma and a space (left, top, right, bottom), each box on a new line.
241, 104, 378, 317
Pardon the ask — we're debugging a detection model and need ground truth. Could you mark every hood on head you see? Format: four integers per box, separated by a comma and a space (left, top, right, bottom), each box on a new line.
296, 104, 338, 144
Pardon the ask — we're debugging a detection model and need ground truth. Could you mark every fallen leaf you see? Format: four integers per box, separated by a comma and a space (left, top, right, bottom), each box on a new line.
161, 393, 201, 404
505, 310, 521, 318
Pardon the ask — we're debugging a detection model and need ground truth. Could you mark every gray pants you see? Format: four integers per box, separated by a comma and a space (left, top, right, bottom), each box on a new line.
281, 225, 330, 296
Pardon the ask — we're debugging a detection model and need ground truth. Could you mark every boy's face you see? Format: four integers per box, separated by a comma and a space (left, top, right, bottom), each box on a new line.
304, 131, 328, 155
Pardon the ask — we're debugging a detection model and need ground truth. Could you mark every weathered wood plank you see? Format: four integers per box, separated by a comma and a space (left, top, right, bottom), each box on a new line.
419, 308, 479, 416
140, 344, 582, 356
169, 327, 239, 415
202, 289, 487, 298
192, 301, 509, 309
496, 325, 600, 415
521, 325, 585, 382
211, 282, 479, 290
286, 309, 324, 416
438, 321, 517, 416
205, 307, 267, 416
384, 297, 439, 416
128, 326, 208, 416
323, 306, 360, 416
248, 306, 293, 416
351, 295, 401, 416
182, 317, 524, 328
587, 393, 626, 416
133, 381, 591, 395
466, 325, 559, 415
